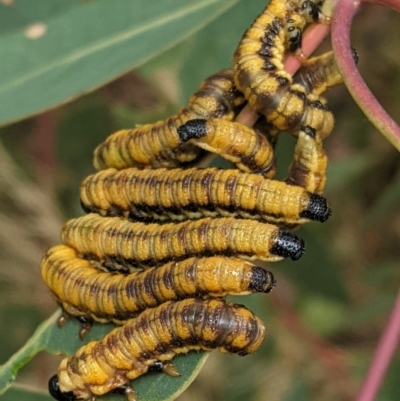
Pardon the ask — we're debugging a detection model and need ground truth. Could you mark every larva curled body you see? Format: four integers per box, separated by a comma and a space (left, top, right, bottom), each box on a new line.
41, 245, 276, 325
60, 214, 305, 271
49, 299, 266, 401
176, 118, 276, 176
293, 49, 358, 97
93, 69, 245, 171
233, 0, 334, 137
80, 167, 331, 224
286, 126, 328, 194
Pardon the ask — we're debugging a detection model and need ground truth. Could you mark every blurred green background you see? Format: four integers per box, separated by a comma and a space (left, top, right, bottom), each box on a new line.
0, 0, 399, 400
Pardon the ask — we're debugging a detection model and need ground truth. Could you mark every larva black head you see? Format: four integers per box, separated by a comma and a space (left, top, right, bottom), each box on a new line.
300, 193, 332, 223
271, 231, 305, 261
177, 119, 207, 142
48, 375, 76, 401
249, 267, 277, 293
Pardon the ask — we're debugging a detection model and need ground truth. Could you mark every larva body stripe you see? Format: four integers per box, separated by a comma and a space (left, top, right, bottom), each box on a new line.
80, 167, 331, 224
60, 214, 305, 270
176, 119, 276, 176
41, 245, 276, 324
51, 299, 266, 401
293, 49, 358, 97
233, 0, 334, 137
293, 51, 345, 97
93, 69, 244, 171
286, 126, 327, 194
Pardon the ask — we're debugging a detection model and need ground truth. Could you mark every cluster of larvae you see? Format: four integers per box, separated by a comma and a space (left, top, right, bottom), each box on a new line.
41, 1, 355, 400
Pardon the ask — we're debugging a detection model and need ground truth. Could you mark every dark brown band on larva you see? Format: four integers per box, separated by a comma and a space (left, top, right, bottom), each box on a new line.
93, 69, 245, 170
293, 50, 358, 96
60, 214, 305, 269
80, 167, 331, 225
54, 299, 266, 400
41, 245, 276, 323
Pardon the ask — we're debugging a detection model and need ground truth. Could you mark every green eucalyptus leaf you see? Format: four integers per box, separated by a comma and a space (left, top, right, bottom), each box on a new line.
0, 387, 53, 401
0, 0, 240, 127
0, 311, 208, 401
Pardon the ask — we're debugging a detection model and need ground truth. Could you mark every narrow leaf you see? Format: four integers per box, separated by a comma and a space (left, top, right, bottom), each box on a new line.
0, 311, 208, 401
0, 0, 240, 126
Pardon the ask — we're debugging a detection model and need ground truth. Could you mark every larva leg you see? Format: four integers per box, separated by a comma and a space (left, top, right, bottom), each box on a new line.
57, 311, 70, 328
177, 119, 276, 177
287, 0, 332, 59
110, 384, 137, 401
148, 361, 181, 377
77, 317, 93, 341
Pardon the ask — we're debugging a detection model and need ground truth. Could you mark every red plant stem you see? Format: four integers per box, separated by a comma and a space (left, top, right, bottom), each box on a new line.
331, 0, 400, 151
355, 289, 400, 401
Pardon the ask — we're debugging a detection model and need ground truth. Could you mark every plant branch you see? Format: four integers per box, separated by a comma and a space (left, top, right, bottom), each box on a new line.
355, 289, 400, 401
331, 0, 400, 151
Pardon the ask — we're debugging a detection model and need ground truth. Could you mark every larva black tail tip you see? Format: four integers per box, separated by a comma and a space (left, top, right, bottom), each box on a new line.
271, 231, 305, 261
48, 375, 76, 401
177, 119, 207, 142
249, 267, 277, 293
300, 193, 332, 223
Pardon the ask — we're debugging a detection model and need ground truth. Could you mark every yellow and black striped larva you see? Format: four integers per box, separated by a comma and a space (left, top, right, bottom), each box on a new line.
249, 50, 356, 194
42, 245, 276, 327
61, 214, 305, 272
293, 49, 358, 98
48, 299, 266, 401
175, 118, 276, 176
285, 125, 327, 194
93, 69, 245, 171
80, 167, 331, 225
233, 0, 335, 137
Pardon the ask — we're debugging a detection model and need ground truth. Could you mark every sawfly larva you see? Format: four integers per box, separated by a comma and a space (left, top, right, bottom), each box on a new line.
293, 49, 358, 97
80, 167, 331, 224
41, 245, 276, 326
61, 214, 305, 271
48, 299, 266, 401
176, 118, 276, 176
233, 0, 336, 137
286, 125, 327, 194
93, 69, 245, 171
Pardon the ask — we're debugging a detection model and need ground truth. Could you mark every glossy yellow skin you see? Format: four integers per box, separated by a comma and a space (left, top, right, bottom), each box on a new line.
233, 0, 334, 137
287, 128, 327, 194
183, 119, 276, 176
294, 51, 346, 97
41, 245, 275, 324
57, 299, 266, 400
80, 167, 318, 225
60, 214, 296, 270
93, 69, 244, 170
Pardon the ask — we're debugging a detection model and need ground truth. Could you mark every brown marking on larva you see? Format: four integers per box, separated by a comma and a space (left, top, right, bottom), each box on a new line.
54, 300, 265, 399
93, 69, 244, 170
